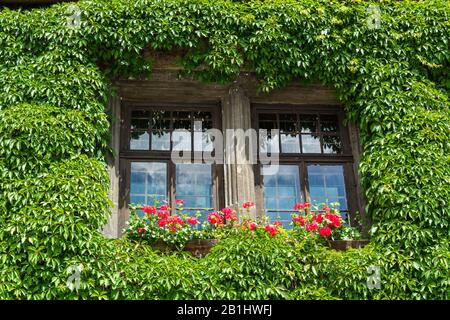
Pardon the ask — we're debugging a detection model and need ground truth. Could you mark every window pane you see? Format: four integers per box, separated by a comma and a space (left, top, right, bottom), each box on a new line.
301, 134, 321, 153
173, 111, 192, 130
281, 133, 300, 153
173, 130, 191, 151
259, 130, 280, 154
131, 118, 149, 131
279, 114, 297, 132
130, 131, 149, 150
280, 114, 299, 153
320, 115, 339, 133
176, 164, 213, 220
130, 162, 167, 211
150, 110, 171, 131
262, 165, 302, 228
322, 135, 343, 154
259, 113, 280, 154
307, 164, 347, 216
151, 131, 170, 150
300, 115, 317, 133
193, 113, 213, 152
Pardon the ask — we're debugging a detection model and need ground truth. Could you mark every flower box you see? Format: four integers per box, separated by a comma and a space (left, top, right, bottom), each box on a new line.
150, 239, 219, 257
150, 240, 176, 252
327, 240, 369, 251
184, 239, 219, 258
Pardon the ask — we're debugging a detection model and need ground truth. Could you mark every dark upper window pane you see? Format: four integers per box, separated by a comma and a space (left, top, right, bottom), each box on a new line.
150, 111, 171, 131
259, 113, 278, 130
259, 113, 277, 122
320, 115, 339, 133
193, 111, 212, 122
279, 114, 297, 132
131, 118, 149, 131
173, 111, 192, 130
300, 115, 318, 133
131, 110, 150, 119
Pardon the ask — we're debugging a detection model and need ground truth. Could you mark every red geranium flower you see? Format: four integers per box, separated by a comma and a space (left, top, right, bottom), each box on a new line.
325, 213, 342, 228
222, 208, 238, 221
169, 215, 184, 225
208, 212, 223, 225
142, 205, 156, 214
292, 215, 306, 226
169, 225, 177, 232
304, 202, 311, 207
293, 203, 305, 210
265, 224, 278, 237
187, 217, 198, 225
242, 201, 255, 209
137, 227, 146, 234
157, 218, 169, 227
313, 213, 324, 223
175, 199, 185, 205
319, 226, 332, 237
248, 222, 257, 230
157, 210, 170, 219
273, 220, 283, 226
306, 222, 319, 231
159, 204, 171, 211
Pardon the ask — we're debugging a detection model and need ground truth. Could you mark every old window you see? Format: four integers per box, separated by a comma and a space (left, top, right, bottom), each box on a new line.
254, 105, 358, 227
120, 103, 222, 219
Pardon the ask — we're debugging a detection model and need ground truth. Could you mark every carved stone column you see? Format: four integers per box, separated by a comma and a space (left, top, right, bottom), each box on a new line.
102, 95, 121, 238
222, 82, 257, 218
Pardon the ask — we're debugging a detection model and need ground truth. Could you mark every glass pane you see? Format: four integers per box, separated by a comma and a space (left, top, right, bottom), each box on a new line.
193, 115, 213, 152
262, 165, 302, 229
320, 115, 339, 133
193, 111, 212, 122
151, 131, 170, 150
130, 162, 167, 211
300, 115, 317, 133
259, 113, 278, 129
131, 118, 149, 131
281, 133, 300, 153
267, 211, 291, 227
131, 110, 149, 119
322, 135, 343, 154
150, 110, 171, 131
173, 130, 191, 151
307, 164, 347, 216
130, 131, 149, 150
176, 164, 213, 220
173, 111, 192, 130
301, 134, 321, 153
279, 114, 297, 132
259, 130, 280, 154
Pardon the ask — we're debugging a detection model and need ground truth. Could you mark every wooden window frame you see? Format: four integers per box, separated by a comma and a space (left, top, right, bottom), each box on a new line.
252, 104, 360, 226
119, 101, 224, 215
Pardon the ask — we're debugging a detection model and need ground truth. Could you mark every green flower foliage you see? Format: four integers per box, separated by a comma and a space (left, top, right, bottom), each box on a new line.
0, 0, 449, 299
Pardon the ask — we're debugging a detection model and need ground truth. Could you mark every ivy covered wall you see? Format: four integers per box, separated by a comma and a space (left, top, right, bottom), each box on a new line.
0, 0, 448, 299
